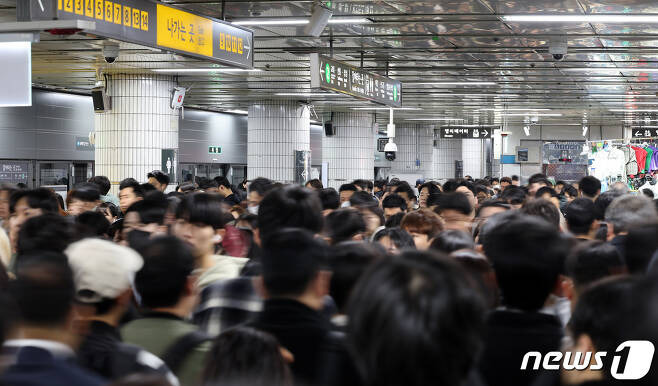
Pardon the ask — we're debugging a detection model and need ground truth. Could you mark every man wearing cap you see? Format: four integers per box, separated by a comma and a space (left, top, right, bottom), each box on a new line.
66, 238, 179, 385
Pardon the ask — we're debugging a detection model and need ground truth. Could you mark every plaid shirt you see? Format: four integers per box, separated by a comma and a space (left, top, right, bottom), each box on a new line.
192, 276, 263, 336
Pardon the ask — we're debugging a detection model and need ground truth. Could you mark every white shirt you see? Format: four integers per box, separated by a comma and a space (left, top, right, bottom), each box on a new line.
3, 339, 75, 359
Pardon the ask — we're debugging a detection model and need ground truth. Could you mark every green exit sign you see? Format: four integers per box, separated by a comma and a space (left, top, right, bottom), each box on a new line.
208, 146, 222, 154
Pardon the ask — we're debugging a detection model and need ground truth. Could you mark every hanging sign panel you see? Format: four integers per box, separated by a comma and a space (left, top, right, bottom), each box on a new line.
633, 128, 658, 138
19, 0, 253, 68
438, 127, 494, 139
310, 53, 402, 107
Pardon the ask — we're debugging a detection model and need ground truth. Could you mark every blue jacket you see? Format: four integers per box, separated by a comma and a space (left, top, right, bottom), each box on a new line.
0, 346, 106, 386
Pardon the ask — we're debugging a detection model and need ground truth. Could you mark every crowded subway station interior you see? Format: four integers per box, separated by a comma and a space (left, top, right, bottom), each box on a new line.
5, 0, 658, 385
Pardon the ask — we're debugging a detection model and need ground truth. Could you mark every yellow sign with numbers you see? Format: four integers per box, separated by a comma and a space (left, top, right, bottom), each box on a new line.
85, 0, 93, 17
156, 4, 212, 57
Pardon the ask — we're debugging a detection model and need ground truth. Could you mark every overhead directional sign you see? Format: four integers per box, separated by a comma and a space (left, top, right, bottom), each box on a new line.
633, 128, 658, 138
18, 0, 253, 68
310, 53, 402, 107
438, 127, 494, 139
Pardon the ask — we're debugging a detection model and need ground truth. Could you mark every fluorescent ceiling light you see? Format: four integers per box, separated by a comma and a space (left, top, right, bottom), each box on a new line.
562, 67, 658, 73
275, 93, 345, 97
632, 125, 658, 128
405, 118, 464, 121
225, 109, 248, 115
232, 17, 370, 26
498, 113, 563, 117
610, 109, 658, 112
352, 107, 422, 111
429, 93, 520, 97
502, 15, 658, 23
152, 68, 262, 73
480, 108, 551, 111
589, 94, 657, 98
600, 102, 658, 105
406, 82, 497, 86
440, 125, 496, 128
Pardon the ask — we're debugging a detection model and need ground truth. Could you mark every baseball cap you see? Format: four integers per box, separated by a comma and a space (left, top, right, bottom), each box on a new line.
65, 238, 143, 303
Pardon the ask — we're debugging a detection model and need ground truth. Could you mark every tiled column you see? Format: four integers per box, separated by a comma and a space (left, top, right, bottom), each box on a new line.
390, 124, 434, 178
322, 112, 374, 189
462, 139, 484, 179
432, 139, 462, 179
247, 101, 310, 183
95, 74, 179, 195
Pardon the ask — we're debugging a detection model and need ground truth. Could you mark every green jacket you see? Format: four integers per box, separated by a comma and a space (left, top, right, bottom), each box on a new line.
121, 314, 210, 386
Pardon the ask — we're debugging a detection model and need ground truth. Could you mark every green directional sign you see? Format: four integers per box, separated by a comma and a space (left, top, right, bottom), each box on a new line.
208, 146, 222, 154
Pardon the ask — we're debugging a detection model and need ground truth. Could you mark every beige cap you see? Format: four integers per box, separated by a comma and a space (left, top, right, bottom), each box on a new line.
65, 238, 143, 303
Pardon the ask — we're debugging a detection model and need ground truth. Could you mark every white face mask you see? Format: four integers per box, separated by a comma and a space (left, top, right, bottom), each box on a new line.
248, 205, 259, 215
341, 201, 351, 208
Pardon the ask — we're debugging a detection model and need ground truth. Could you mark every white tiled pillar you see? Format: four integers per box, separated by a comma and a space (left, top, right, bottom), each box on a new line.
322, 112, 374, 189
390, 124, 434, 178
95, 74, 179, 195
462, 139, 484, 179
432, 139, 462, 179
247, 101, 310, 184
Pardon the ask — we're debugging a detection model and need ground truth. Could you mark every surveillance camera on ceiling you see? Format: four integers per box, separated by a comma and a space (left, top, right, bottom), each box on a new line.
102, 41, 120, 64
549, 37, 567, 61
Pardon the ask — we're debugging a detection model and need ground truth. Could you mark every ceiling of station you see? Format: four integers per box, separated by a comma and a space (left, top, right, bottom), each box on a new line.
4, 0, 658, 127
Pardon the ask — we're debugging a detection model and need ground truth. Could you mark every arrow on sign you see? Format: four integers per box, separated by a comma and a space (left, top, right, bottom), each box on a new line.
37, 0, 45, 12
244, 41, 251, 60
635, 131, 643, 137
482, 130, 489, 137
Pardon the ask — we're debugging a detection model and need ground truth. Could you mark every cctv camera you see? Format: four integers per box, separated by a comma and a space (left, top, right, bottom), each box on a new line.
102, 42, 120, 64
549, 37, 567, 62
384, 141, 397, 161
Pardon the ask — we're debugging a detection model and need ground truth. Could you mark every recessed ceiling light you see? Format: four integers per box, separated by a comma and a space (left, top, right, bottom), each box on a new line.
498, 113, 563, 117
225, 109, 248, 115
429, 93, 520, 97
152, 68, 262, 73
274, 92, 345, 97
352, 107, 422, 111
502, 15, 658, 23
231, 17, 370, 26
406, 82, 497, 86
480, 108, 552, 111
405, 118, 464, 121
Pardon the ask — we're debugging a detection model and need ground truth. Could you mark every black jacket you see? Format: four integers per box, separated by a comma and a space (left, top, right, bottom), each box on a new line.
478, 310, 564, 386
248, 298, 358, 386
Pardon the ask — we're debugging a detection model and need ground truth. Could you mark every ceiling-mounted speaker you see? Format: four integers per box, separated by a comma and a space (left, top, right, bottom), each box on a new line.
304, 2, 333, 37
324, 121, 335, 136
91, 87, 111, 113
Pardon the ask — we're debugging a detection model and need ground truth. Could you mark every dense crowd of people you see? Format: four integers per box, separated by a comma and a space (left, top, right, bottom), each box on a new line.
0, 171, 657, 386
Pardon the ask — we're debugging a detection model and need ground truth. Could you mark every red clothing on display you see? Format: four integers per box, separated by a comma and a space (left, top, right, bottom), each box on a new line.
632, 146, 648, 173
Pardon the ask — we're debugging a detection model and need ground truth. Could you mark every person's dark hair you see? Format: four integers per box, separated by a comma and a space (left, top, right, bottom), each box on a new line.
98, 202, 120, 219
76, 211, 111, 238
329, 242, 381, 313
178, 182, 197, 194
430, 230, 475, 254
579, 176, 602, 198
201, 327, 292, 386
200, 179, 219, 190
140, 183, 157, 194
565, 198, 597, 236
642, 188, 655, 199
214, 176, 231, 189
373, 227, 416, 250
325, 209, 367, 245
475, 200, 510, 218
393, 182, 416, 202
88, 176, 111, 196
305, 179, 323, 190
624, 223, 658, 275
569, 277, 638, 377
511, 175, 519, 182
347, 251, 485, 386
258, 186, 324, 242
249, 178, 274, 197
594, 190, 624, 221
535, 186, 558, 199
426, 192, 442, 208
528, 173, 548, 185
482, 211, 568, 311
261, 228, 327, 297
8, 257, 74, 326
134, 236, 196, 309
562, 184, 578, 198
352, 179, 369, 191
384, 212, 405, 228
500, 177, 512, 185
400, 209, 444, 238
176, 193, 229, 230
339, 183, 358, 193
9, 188, 60, 214
566, 241, 625, 291
441, 179, 459, 193
436, 192, 472, 216
521, 199, 561, 230
318, 188, 340, 211
374, 180, 386, 191
382, 194, 407, 211
119, 178, 140, 192
69, 183, 101, 203
452, 249, 498, 309
16, 214, 77, 257
349, 191, 377, 208
147, 170, 170, 186
419, 182, 440, 197
499, 186, 526, 205
456, 180, 476, 195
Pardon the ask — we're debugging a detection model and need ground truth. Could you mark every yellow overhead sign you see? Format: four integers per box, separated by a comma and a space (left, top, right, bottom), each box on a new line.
156, 4, 213, 57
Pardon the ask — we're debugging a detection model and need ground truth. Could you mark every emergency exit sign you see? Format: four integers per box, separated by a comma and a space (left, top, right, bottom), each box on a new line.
208, 146, 222, 154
